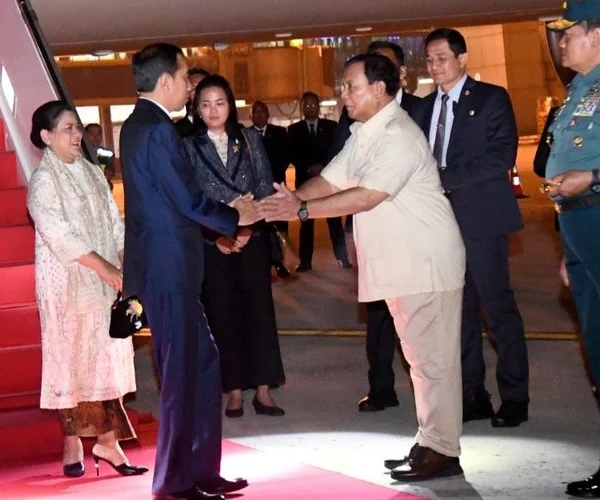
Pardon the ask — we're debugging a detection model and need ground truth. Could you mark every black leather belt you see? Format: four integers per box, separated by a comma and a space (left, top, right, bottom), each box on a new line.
554, 192, 600, 213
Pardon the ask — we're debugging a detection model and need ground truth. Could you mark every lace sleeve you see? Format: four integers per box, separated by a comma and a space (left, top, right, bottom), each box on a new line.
27, 168, 92, 266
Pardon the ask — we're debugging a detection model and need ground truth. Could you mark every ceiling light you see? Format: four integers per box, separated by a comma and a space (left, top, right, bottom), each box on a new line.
320, 99, 337, 106
90, 49, 114, 57
418, 77, 434, 85
355, 26, 372, 32
275, 32, 292, 38
213, 43, 229, 51
235, 99, 248, 107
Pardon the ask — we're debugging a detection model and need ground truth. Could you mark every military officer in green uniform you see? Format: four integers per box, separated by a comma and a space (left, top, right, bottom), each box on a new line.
545, 1, 600, 497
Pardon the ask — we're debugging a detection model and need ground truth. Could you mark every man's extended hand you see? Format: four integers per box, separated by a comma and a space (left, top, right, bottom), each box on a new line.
547, 170, 593, 198
257, 183, 303, 222
231, 193, 261, 226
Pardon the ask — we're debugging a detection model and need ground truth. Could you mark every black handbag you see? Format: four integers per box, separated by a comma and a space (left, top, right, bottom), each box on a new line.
109, 292, 148, 339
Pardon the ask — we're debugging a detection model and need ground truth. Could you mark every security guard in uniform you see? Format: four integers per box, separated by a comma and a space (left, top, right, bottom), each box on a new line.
545, 1, 600, 497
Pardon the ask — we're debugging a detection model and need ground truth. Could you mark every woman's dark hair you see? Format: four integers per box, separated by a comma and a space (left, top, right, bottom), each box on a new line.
30, 100, 73, 149
191, 74, 243, 142
425, 28, 468, 57
344, 53, 400, 97
132, 43, 183, 93
367, 40, 406, 66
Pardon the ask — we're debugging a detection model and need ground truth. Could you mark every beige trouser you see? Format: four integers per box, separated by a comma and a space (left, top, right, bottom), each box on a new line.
386, 289, 463, 457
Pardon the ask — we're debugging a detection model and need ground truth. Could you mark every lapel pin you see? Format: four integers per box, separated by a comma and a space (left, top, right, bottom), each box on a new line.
469, 110, 475, 116
465, 90, 471, 96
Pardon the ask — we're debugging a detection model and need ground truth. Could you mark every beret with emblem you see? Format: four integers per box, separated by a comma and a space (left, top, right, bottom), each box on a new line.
548, 0, 600, 31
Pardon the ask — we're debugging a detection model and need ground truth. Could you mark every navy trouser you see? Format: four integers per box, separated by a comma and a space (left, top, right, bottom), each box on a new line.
560, 204, 600, 387
298, 217, 349, 265
461, 235, 529, 402
141, 291, 222, 496
365, 300, 398, 396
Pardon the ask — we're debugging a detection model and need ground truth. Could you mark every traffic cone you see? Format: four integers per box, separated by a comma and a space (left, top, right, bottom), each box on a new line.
510, 165, 529, 199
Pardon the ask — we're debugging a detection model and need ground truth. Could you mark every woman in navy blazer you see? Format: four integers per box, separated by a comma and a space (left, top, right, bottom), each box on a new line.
184, 75, 285, 418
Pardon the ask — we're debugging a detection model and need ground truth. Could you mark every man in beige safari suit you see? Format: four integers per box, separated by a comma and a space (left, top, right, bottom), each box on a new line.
258, 52, 466, 482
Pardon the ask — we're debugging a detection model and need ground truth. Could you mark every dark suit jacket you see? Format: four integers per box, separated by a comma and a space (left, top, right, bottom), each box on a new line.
327, 91, 422, 162
174, 115, 195, 137
288, 118, 337, 187
183, 127, 274, 203
533, 106, 559, 178
119, 99, 239, 296
411, 76, 522, 239
249, 124, 290, 184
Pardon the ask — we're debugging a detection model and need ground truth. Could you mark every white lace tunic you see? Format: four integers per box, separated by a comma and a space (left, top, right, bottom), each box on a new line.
27, 149, 135, 409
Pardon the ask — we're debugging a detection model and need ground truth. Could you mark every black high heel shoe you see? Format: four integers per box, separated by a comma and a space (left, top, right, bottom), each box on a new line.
92, 453, 149, 477
225, 405, 244, 418
252, 396, 285, 416
63, 461, 85, 478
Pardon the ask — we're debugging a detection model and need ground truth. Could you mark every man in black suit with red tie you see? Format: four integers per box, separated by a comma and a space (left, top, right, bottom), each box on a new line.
288, 91, 351, 272
326, 41, 422, 413
411, 28, 529, 428
250, 100, 291, 277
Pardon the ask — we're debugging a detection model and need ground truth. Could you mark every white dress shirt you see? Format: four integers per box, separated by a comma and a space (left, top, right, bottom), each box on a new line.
140, 96, 171, 117
427, 73, 468, 168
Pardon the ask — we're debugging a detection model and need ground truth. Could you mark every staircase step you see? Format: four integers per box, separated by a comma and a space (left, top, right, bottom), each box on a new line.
0, 152, 18, 189
0, 303, 40, 348
0, 263, 35, 306
0, 187, 29, 226
0, 344, 41, 409
0, 406, 143, 462
0, 119, 5, 153
0, 225, 34, 265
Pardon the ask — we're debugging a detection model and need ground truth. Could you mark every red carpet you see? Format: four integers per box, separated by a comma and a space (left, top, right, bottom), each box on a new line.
0, 439, 425, 499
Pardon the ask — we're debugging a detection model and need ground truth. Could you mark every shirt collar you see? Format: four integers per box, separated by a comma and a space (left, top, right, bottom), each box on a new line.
207, 129, 228, 142
573, 62, 600, 89
140, 96, 171, 117
349, 99, 399, 140
395, 88, 404, 105
437, 72, 468, 102
306, 119, 319, 128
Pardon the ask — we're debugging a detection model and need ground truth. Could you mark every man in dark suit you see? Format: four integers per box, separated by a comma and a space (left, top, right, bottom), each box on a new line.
250, 100, 291, 277
174, 67, 209, 137
326, 41, 422, 413
120, 43, 253, 500
412, 28, 529, 427
288, 91, 351, 272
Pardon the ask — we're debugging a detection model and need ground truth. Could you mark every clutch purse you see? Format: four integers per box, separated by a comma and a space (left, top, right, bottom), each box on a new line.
109, 291, 148, 339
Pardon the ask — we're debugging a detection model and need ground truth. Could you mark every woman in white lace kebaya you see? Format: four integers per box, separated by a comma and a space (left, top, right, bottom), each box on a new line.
27, 101, 147, 478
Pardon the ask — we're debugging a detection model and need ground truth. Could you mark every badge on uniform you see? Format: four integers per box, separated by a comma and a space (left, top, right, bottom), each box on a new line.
573, 95, 599, 117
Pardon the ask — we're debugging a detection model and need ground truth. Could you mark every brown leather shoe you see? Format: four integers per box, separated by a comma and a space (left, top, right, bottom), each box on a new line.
390, 446, 463, 482
383, 443, 421, 470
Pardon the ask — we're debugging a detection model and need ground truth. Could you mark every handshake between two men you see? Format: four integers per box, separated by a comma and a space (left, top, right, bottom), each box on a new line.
220, 184, 303, 255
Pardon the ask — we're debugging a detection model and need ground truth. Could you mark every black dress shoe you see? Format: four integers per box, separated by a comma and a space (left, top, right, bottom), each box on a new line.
337, 259, 353, 269
390, 446, 463, 482
197, 476, 249, 495
275, 265, 291, 278
252, 396, 285, 416
463, 387, 494, 422
63, 461, 85, 478
295, 263, 312, 273
384, 443, 420, 470
160, 486, 225, 499
491, 400, 528, 427
566, 466, 600, 498
358, 394, 399, 413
